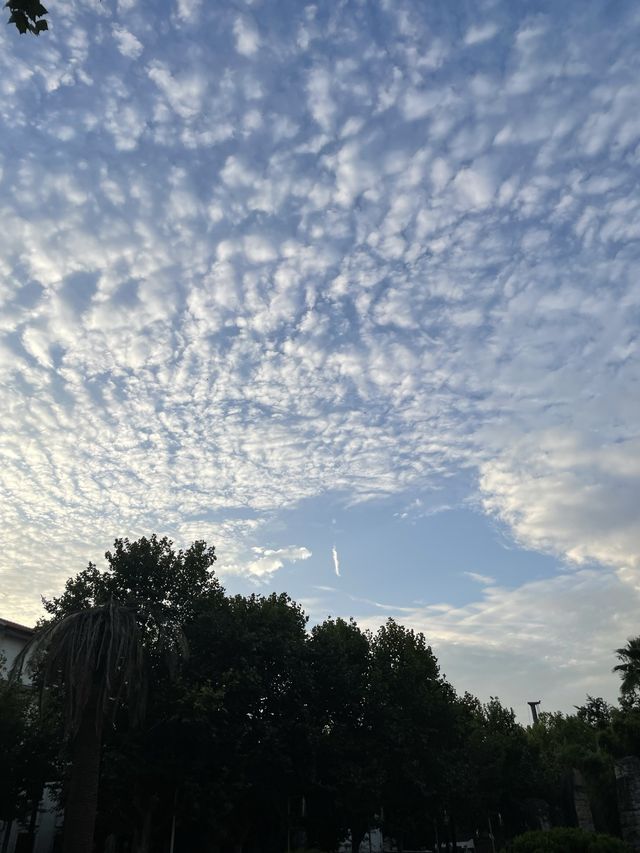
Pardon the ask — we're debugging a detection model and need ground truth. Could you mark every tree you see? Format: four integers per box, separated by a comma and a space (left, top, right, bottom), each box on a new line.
0, 657, 59, 853
6, 0, 48, 35
367, 620, 457, 850
172, 591, 312, 853
613, 637, 640, 700
527, 709, 618, 836
12, 600, 147, 853
456, 696, 545, 839
306, 618, 376, 852
43, 535, 219, 632
13, 535, 218, 853
576, 697, 614, 731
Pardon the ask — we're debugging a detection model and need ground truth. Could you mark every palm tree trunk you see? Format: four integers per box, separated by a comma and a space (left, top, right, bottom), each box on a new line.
63, 693, 103, 853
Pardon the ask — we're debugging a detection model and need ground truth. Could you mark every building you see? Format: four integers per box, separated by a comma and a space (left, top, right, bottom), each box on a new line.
0, 618, 61, 853
0, 618, 34, 674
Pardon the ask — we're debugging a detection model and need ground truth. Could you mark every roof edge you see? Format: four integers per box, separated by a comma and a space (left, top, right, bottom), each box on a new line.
0, 617, 35, 636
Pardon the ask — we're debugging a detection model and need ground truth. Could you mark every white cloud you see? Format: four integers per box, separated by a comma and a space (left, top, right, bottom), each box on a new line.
233, 16, 260, 56
244, 235, 278, 264
356, 566, 640, 715
307, 67, 336, 131
176, 0, 201, 23
464, 571, 495, 585
464, 23, 499, 46
112, 26, 144, 59
220, 156, 257, 188
21, 327, 53, 368
147, 61, 206, 119
479, 432, 640, 573
402, 88, 441, 121
243, 545, 312, 579
453, 166, 495, 209
105, 102, 147, 150
332, 545, 341, 577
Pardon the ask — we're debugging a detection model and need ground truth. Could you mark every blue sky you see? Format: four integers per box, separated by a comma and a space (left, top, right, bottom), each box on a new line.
1, 0, 640, 717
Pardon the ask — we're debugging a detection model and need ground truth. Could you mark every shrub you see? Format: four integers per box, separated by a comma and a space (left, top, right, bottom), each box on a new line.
511, 827, 629, 853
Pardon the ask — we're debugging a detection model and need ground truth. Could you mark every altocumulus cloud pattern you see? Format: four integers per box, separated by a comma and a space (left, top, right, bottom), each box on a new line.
1, 0, 640, 708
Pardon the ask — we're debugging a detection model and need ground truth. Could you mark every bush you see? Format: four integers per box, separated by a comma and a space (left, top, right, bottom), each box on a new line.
511, 827, 629, 853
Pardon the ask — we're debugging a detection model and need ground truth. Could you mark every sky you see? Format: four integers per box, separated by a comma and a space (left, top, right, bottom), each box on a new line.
0, 0, 639, 719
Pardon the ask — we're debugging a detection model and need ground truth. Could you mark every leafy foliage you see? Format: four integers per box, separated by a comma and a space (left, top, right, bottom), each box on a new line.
306, 618, 377, 851
177, 591, 312, 851
451, 694, 545, 838
6, 0, 47, 35
576, 696, 614, 730
368, 620, 456, 846
0, 657, 59, 829
614, 638, 640, 701
43, 535, 219, 626
527, 707, 619, 836
512, 827, 630, 853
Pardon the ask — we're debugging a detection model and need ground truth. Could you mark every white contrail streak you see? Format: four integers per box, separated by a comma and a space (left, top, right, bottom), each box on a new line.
331, 545, 341, 577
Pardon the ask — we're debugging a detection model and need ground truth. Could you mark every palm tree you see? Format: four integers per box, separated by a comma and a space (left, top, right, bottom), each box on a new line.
12, 600, 151, 853
613, 636, 640, 697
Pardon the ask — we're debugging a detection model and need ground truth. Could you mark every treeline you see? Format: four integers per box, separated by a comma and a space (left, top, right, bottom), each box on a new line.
2, 536, 640, 853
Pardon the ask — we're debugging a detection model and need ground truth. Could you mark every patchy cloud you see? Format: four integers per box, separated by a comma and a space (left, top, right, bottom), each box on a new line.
0, 0, 639, 710
233, 15, 260, 57
112, 25, 144, 59
464, 23, 499, 46
356, 566, 640, 715
243, 546, 312, 579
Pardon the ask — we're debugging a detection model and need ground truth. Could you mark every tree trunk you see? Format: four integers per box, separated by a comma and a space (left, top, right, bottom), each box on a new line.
63, 695, 103, 853
351, 823, 366, 853
1, 819, 14, 853
133, 806, 154, 853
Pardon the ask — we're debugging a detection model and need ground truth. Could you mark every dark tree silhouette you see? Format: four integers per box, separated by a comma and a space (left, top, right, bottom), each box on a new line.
12, 600, 146, 853
614, 637, 640, 698
6, 0, 48, 34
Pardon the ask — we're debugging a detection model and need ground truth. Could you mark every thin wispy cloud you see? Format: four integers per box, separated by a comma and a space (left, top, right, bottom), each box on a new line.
332, 546, 341, 578
464, 571, 495, 586
356, 566, 640, 714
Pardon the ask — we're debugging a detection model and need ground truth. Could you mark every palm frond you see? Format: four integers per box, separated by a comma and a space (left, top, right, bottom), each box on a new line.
613, 637, 640, 696
11, 599, 146, 736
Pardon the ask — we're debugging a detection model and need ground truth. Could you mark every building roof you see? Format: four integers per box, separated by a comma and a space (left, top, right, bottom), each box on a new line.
0, 617, 35, 638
